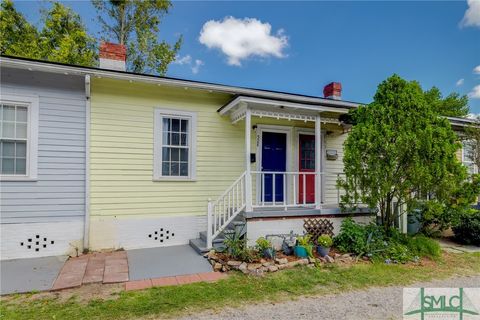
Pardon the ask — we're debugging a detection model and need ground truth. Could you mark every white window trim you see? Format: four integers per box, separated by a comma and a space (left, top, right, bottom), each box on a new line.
462, 140, 478, 174
0, 94, 39, 181
153, 108, 197, 181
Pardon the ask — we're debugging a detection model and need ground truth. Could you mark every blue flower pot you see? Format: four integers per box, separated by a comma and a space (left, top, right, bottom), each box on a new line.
294, 246, 308, 258
317, 246, 330, 257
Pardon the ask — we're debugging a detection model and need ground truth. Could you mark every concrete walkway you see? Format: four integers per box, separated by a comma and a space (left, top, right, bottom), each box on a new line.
1, 245, 215, 295
0, 255, 67, 295
438, 238, 480, 253
127, 245, 212, 281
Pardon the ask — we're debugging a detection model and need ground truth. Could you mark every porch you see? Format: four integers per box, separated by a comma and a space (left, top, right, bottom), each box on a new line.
199, 95, 362, 250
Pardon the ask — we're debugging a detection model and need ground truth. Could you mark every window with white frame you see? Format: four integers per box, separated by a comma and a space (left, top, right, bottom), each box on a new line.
0, 96, 38, 180
462, 140, 478, 175
153, 109, 196, 180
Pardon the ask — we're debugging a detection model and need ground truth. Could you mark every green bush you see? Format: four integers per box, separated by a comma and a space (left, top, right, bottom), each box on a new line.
317, 234, 333, 247
334, 218, 441, 263
453, 210, 480, 246
255, 237, 272, 251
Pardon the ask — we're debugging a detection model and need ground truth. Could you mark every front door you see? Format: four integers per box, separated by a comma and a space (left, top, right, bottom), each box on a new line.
261, 131, 287, 203
299, 134, 315, 203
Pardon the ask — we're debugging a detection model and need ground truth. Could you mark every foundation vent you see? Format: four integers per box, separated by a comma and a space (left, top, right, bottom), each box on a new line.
147, 228, 175, 243
20, 235, 55, 252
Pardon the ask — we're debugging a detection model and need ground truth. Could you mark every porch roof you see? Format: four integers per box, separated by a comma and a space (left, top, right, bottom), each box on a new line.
218, 95, 350, 124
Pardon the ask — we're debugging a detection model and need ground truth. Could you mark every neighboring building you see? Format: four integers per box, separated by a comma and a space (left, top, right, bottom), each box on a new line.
0, 65, 87, 260
1, 46, 478, 259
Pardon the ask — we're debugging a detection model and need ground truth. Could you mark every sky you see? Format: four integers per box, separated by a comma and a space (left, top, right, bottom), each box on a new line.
14, 0, 480, 114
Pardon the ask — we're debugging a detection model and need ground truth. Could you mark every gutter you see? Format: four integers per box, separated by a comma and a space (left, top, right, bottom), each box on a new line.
83, 74, 91, 251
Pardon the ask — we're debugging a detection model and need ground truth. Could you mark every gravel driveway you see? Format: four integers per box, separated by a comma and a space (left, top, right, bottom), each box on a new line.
178, 275, 480, 320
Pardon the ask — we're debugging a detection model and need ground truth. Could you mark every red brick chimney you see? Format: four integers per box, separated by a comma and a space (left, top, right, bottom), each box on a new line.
323, 82, 342, 100
99, 42, 126, 71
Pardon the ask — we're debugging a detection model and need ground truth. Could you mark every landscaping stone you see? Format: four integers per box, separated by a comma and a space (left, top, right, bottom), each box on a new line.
227, 260, 242, 268
238, 262, 248, 274
308, 257, 316, 264
268, 265, 278, 272
262, 261, 273, 267
248, 268, 264, 277
325, 255, 334, 263
247, 263, 262, 271
214, 263, 222, 272
275, 258, 288, 265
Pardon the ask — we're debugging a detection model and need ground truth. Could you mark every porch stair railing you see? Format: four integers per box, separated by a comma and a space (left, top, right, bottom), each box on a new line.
206, 171, 247, 249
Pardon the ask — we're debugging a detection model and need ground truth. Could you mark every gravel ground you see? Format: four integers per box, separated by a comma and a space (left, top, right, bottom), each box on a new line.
178, 275, 480, 320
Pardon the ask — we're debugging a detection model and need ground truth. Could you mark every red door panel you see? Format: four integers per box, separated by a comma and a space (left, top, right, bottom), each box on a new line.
298, 134, 315, 204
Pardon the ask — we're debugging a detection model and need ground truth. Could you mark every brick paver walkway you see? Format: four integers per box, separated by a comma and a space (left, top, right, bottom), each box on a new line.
52, 251, 129, 290
125, 272, 228, 291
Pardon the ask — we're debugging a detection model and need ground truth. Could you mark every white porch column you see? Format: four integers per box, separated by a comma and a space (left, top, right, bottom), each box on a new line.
315, 114, 322, 209
245, 108, 253, 212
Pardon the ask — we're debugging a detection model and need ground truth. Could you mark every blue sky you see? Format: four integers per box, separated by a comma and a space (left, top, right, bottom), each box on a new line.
15, 1, 480, 113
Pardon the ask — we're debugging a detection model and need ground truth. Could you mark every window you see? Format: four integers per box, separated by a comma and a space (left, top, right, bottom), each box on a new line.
153, 109, 196, 180
0, 95, 38, 180
462, 140, 478, 175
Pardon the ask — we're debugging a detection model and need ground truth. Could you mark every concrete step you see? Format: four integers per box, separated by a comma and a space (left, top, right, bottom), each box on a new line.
199, 231, 225, 243
189, 238, 209, 254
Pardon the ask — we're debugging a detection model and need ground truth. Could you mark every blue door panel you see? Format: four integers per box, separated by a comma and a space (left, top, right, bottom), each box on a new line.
261, 132, 287, 202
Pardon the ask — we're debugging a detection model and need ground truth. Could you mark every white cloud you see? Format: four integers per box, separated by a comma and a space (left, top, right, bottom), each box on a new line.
173, 54, 204, 74
467, 113, 480, 119
456, 78, 465, 86
460, 0, 480, 28
191, 59, 204, 74
174, 55, 192, 65
474, 65, 480, 74
199, 16, 288, 66
468, 84, 480, 99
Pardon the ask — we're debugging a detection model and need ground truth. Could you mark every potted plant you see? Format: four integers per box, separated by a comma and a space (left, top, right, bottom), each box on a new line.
294, 235, 313, 258
256, 237, 275, 259
317, 234, 333, 257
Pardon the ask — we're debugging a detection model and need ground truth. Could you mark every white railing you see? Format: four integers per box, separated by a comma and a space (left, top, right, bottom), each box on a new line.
250, 171, 347, 209
206, 172, 247, 249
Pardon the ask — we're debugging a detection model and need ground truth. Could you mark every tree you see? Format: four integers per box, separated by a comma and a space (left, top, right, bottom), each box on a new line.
0, 0, 96, 66
38, 2, 97, 66
424, 86, 469, 118
0, 0, 40, 58
339, 74, 467, 230
92, 0, 182, 75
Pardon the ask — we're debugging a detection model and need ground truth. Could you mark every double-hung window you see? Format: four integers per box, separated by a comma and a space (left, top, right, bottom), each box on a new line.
154, 109, 196, 180
462, 140, 478, 175
0, 95, 38, 180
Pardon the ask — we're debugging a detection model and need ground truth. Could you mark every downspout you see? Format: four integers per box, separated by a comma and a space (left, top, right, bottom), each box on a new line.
83, 74, 91, 251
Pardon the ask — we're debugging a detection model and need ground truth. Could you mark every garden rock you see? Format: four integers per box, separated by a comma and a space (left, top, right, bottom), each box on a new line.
308, 257, 316, 264
214, 263, 222, 272
268, 265, 279, 272
249, 269, 264, 277
238, 262, 248, 274
227, 260, 242, 268
247, 263, 262, 271
275, 258, 288, 265
325, 255, 334, 263
262, 261, 273, 267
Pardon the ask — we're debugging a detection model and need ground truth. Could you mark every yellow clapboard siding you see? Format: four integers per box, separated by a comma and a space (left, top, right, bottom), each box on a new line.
90, 78, 246, 218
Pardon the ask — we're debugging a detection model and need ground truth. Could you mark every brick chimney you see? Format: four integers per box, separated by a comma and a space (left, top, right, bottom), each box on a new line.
99, 42, 126, 71
323, 82, 342, 100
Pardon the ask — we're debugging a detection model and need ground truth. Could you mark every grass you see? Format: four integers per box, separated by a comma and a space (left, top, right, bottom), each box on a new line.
1, 252, 479, 320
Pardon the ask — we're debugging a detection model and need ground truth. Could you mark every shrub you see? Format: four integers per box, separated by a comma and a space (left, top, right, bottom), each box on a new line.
334, 218, 441, 263
296, 235, 312, 247
317, 234, 333, 248
333, 218, 368, 254
255, 237, 272, 251
453, 210, 480, 246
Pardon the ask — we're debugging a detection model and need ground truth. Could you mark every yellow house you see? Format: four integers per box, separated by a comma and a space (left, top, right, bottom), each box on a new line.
2, 47, 477, 258
88, 44, 374, 253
